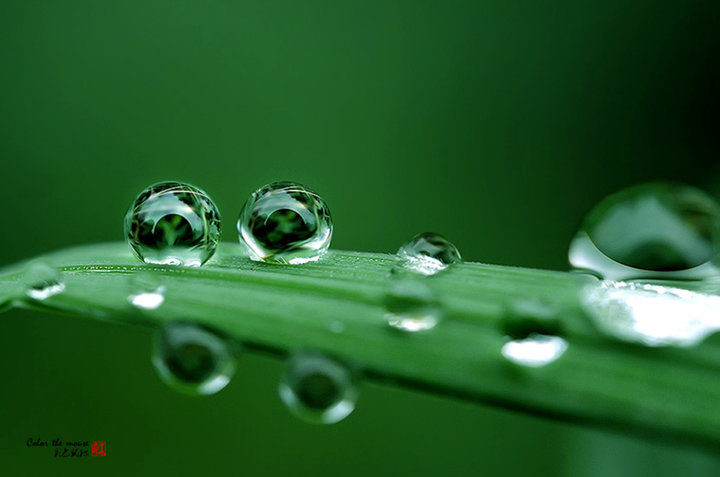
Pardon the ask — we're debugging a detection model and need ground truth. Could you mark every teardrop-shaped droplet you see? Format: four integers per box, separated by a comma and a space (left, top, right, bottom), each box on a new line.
127, 273, 166, 310
23, 261, 65, 301
237, 181, 333, 264
125, 181, 221, 267
384, 273, 441, 332
569, 182, 720, 280
396, 232, 462, 276
279, 352, 357, 424
152, 322, 237, 395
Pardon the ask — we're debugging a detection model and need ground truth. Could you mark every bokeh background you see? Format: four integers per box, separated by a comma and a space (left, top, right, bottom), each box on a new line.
0, 1, 718, 475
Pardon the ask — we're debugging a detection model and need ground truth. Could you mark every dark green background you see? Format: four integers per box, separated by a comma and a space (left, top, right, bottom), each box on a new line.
0, 1, 718, 475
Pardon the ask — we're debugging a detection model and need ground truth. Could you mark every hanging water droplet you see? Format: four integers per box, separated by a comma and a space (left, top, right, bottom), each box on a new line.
237, 181, 332, 264
501, 334, 568, 368
396, 232, 462, 276
569, 182, 720, 280
580, 280, 720, 347
128, 274, 166, 310
384, 274, 441, 332
23, 261, 65, 301
124, 181, 221, 267
279, 352, 357, 424
152, 322, 236, 395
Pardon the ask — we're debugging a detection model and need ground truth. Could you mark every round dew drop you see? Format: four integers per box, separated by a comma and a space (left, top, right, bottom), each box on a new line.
237, 181, 333, 264
279, 352, 357, 424
569, 182, 720, 280
396, 232, 462, 276
124, 181, 221, 267
152, 322, 237, 396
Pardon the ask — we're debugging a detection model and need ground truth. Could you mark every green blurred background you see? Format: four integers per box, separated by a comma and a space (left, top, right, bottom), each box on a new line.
1, 1, 718, 475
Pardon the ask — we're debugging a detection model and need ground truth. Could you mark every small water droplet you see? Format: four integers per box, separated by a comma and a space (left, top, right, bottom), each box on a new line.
152, 322, 236, 395
569, 182, 720, 280
501, 299, 563, 339
501, 334, 568, 368
580, 280, 720, 347
237, 181, 332, 264
124, 182, 221, 267
329, 320, 345, 334
128, 274, 166, 310
279, 352, 357, 424
384, 274, 441, 332
23, 262, 65, 301
396, 232, 462, 276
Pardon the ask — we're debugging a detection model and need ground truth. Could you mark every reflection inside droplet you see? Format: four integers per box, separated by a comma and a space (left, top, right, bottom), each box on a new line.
396, 232, 462, 276
569, 182, 720, 280
279, 352, 357, 424
237, 181, 333, 264
152, 322, 237, 395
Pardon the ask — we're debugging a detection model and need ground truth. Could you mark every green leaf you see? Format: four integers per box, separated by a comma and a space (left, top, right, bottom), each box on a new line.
1, 242, 719, 450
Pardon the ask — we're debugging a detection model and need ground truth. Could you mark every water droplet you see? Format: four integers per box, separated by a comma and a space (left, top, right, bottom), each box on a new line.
501, 299, 563, 339
569, 182, 720, 280
23, 261, 65, 301
237, 181, 332, 264
279, 352, 357, 424
128, 274, 166, 310
501, 334, 568, 368
329, 320, 345, 334
384, 274, 441, 332
152, 322, 236, 395
124, 182, 221, 267
396, 232, 462, 276
580, 280, 720, 347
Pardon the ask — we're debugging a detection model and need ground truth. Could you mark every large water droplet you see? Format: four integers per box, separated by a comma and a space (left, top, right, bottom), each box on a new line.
152, 322, 236, 395
237, 181, 332, 264
23, 261, 65, 301
125, 182, 221, 267
396, 232, 462, 276
569, 182, 720, 280
279, 352, 357, 424
384, 273, 441, 332
128, 274, 166, 310
580, 280, 720, 347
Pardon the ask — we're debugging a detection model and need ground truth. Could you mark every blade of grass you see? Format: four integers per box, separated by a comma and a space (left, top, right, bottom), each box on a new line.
1, 242, 719, 450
